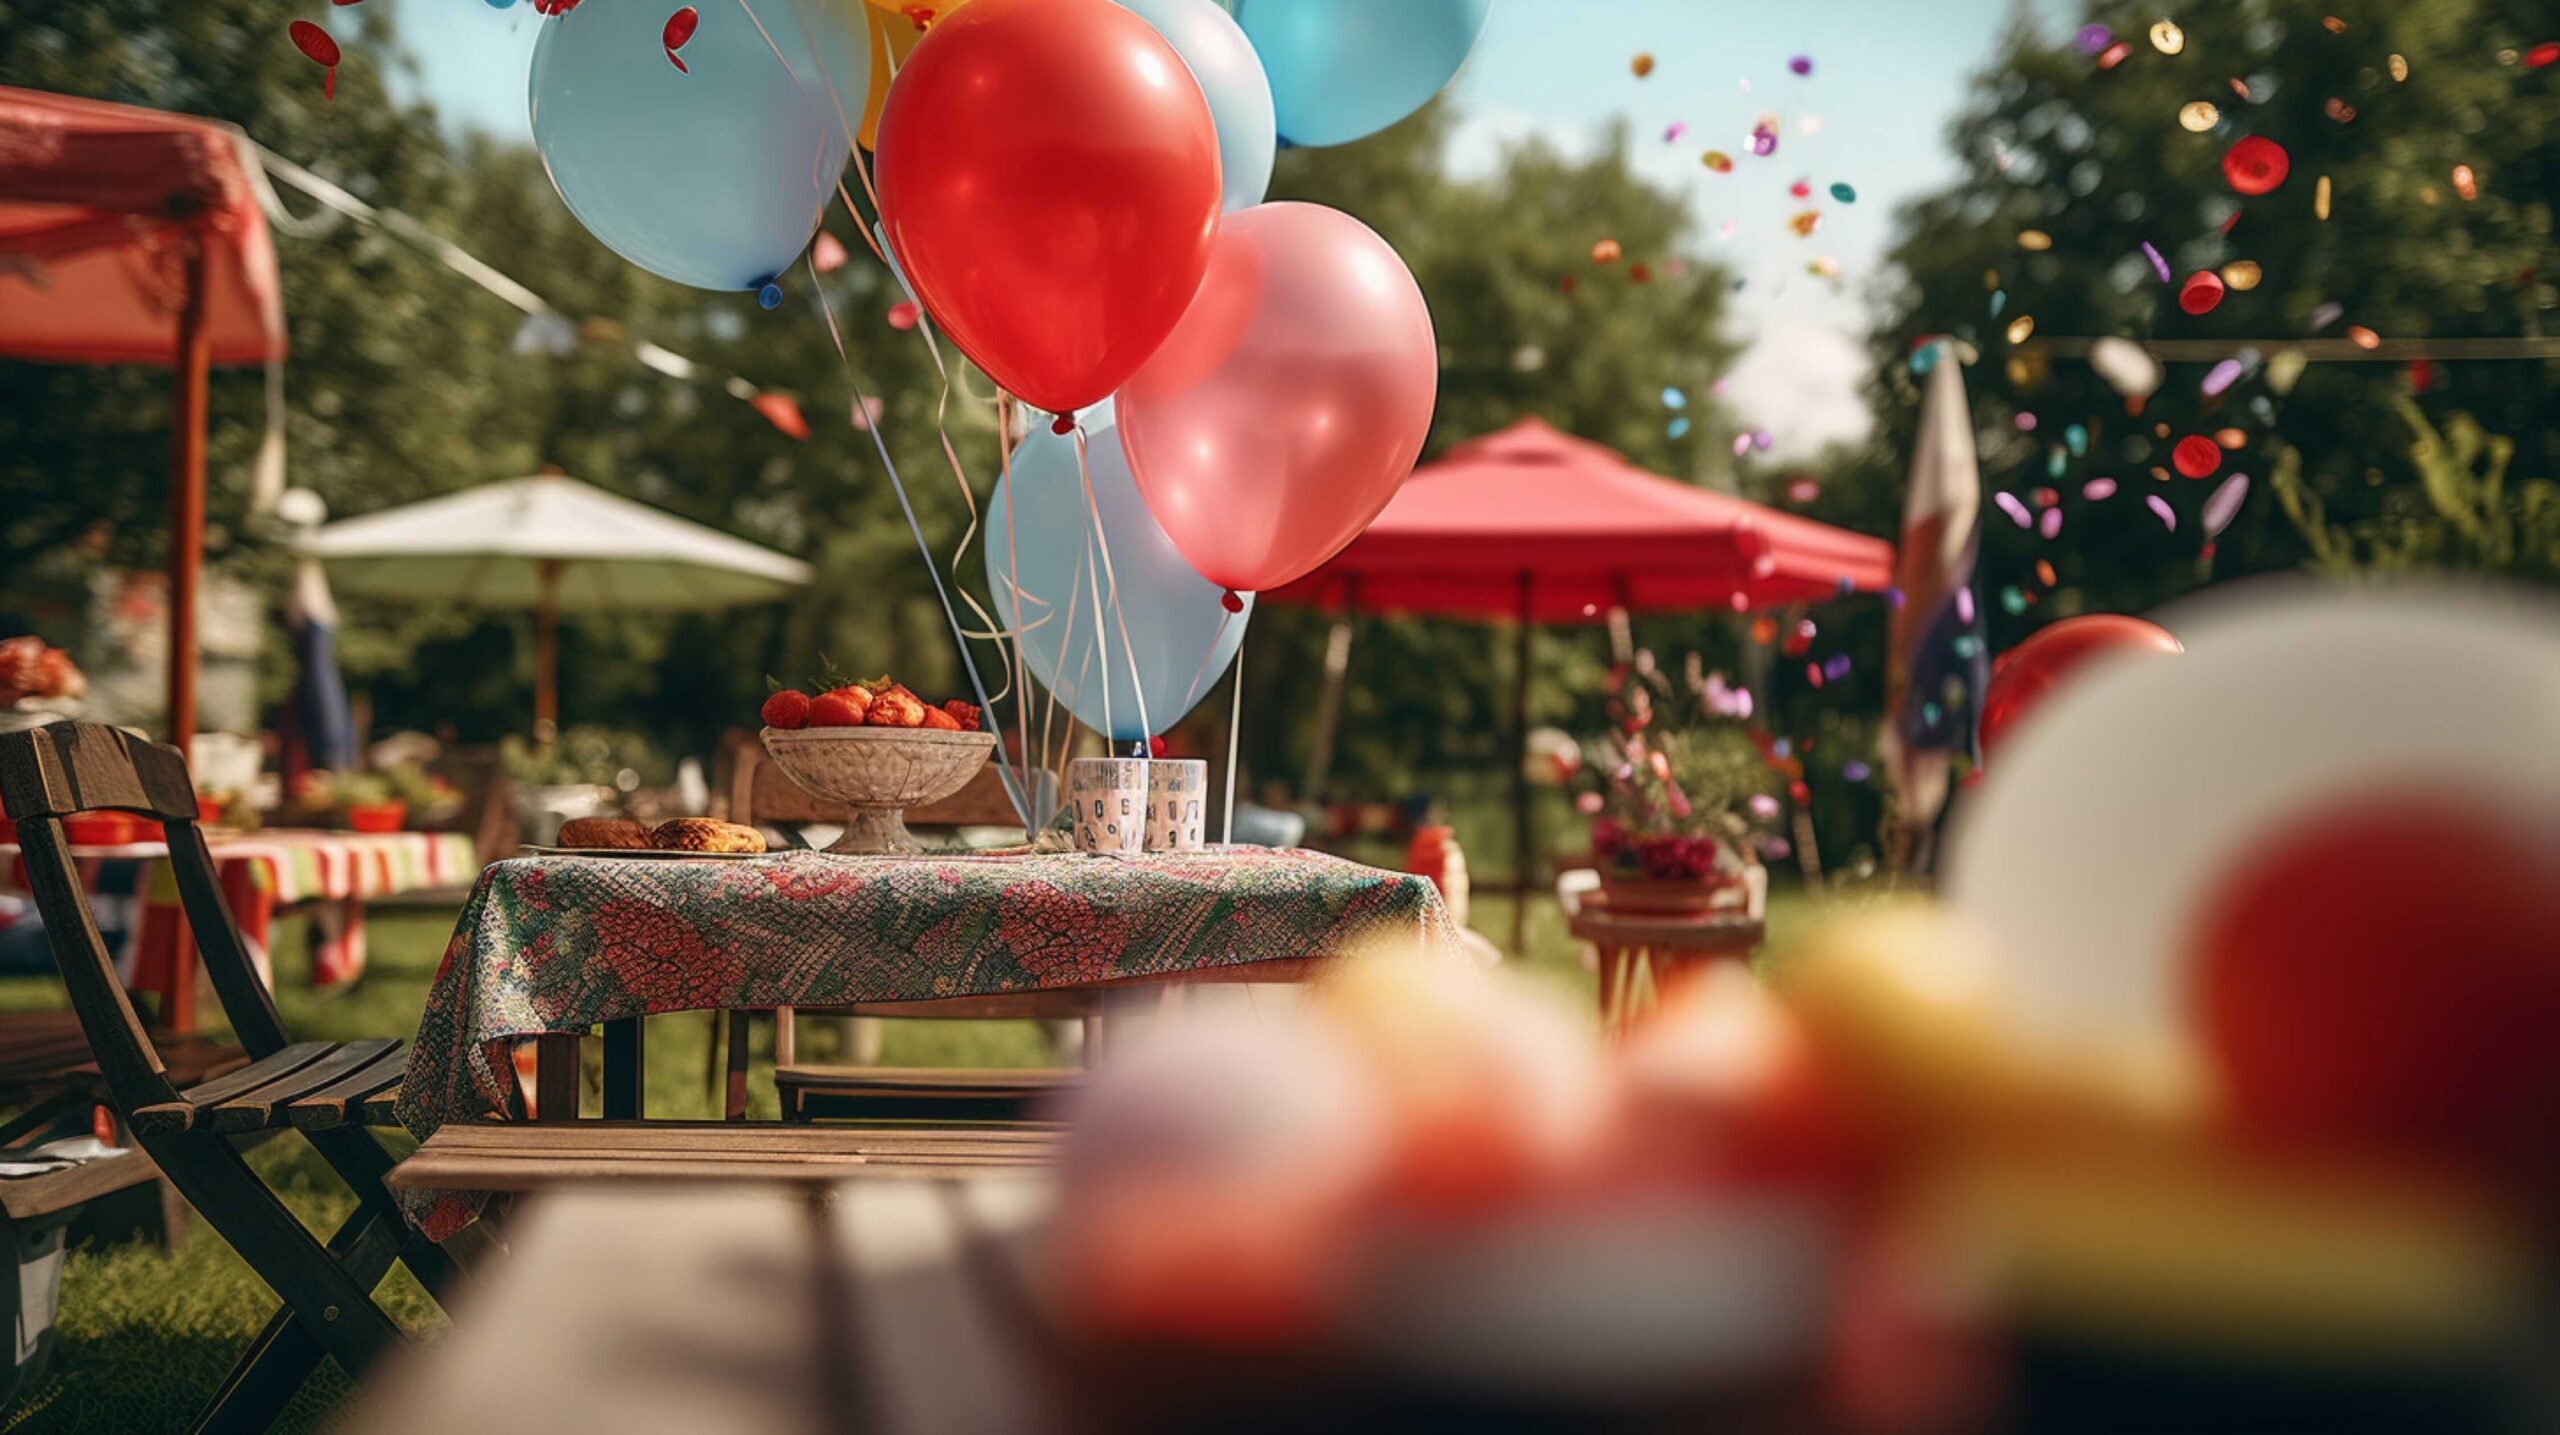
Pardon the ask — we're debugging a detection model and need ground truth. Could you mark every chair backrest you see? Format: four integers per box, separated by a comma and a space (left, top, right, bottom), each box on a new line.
0, 723, 293, 1121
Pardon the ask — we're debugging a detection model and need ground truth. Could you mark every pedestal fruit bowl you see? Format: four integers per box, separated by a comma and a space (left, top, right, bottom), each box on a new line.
759, 726, 997, 854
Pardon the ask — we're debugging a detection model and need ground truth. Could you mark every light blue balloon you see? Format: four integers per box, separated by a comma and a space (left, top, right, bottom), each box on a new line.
1111, 0, 1277, 212
529, 0, 860, 291
986, 401, 1252, 743
1234, 0, 1491, 148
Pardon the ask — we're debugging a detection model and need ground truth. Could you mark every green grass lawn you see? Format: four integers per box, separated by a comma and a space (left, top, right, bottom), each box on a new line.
0, 885, 1814, 1432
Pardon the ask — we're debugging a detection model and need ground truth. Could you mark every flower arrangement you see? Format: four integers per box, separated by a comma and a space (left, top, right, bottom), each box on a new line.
1575, 651, 1778, 900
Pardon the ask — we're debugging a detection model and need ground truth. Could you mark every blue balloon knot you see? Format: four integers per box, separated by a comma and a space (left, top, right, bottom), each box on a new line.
756, 280, 784, 310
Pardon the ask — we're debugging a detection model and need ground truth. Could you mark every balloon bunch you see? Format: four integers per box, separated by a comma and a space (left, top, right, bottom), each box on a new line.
528, 0, 1487, 741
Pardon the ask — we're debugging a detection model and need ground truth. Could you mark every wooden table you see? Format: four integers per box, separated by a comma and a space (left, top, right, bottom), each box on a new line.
348, 1173, 1062, 1435
1567, 894, 1764, 1037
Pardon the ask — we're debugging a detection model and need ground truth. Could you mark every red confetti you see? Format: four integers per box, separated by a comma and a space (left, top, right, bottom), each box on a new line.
2221, 136, 2291, 196
663, 6, 699, 73
749, 393, 811, 440
2172, 435, 2222, 479
2178, 270, 2227, 315
288, 20, 341, 100
811, 231, 851, 274
887, 301, 920, 330
2527, 43, 2559, 69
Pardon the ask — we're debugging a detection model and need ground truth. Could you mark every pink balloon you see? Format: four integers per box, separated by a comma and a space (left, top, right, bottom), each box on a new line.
1119, 202, 1437, 594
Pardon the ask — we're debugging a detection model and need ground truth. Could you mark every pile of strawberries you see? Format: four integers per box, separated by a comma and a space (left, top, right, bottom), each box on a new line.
761, 676, 981, 733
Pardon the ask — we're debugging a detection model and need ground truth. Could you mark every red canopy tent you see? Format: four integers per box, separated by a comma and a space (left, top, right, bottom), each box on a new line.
1269, 416, 1894, 949
0, 87, 288, 749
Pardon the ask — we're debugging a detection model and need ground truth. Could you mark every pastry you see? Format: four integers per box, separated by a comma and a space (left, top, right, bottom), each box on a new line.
650, 818, 767, 854
557, 817, 652, 850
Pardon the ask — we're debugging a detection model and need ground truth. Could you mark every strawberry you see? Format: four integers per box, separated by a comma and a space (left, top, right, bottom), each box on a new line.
821, 684, 873, 721
760, 689, 811, 730
941, 700, 981, 732
920, 704, 962, 731
864, 685, 929, 728
809, 691, 867, 727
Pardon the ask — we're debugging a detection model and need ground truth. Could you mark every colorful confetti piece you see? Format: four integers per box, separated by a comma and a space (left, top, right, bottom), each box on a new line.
2222, 136, 2291, 195
2172, 435, 2221, 478
288, 20, 341, 99
2203, 474, 2250, 535
663, 6, 699, 72
2149, 20, 2184, 54
2140, 241, 2172, 283
2146, 494, 2177, 530
2179, 101, 2219, 131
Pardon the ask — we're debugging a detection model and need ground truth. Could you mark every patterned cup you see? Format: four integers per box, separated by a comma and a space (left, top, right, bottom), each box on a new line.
1069, 757, 1149, 856
1144, 760, 1208, 852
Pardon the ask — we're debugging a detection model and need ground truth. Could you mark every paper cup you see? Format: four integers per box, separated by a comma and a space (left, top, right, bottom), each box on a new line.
1069, 757, 1149, 855
1145, 759, 1208, 852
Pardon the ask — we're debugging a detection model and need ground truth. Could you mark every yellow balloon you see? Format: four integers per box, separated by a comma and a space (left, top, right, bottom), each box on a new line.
858, 0, 973, 149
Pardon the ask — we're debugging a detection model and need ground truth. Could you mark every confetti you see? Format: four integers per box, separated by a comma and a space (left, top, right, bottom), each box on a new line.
2222, 136, 2290, 195
1750, 125, 1779, 158
1789, 179, 1813, 199
1809, 254, 1841, 279
1667, 416, 1691, 439
1631, 53, 1655, 78
1994, 492, 2033, 528
1789, 56, 1813, 76
2178, 270, 2226, 314
2221, 259, 2262, 290
2323, 97, 2357, 123
2310, 301, 2343, 330
2039, 508, 2063, 540
2213, 426, 2248, 449
1956, 588, 1976, 624
1701, 150, 1734, 173
1823, 654, 1852, 681
2146, 494, 2177, 530
2179, 101, 2219, 131
1788, 210, 1822, 237
2035, 559, 2058, 585
2320, 14, 2346, 33
1661, 386, 1686, 409
663, 6, 699, 72
2018, 229, 2054, 251
2452, 164, 2479, 200
2140, 241, 2172, 283
2075, 24, 2115, 55
2528, 43, 2558, 69
2064, 425, 2089, 456
2314, 174, 2332, 219
2083, 477, 2118, 500
2099, 41, 2132, 69
1829, 182, 1856, 203
1628, 262, 1652, 283
2006, 315, 2035, 344
2149, 20, 2184, 54
2202, 358, 2245, 395
1663, 121, 1688, 144
1842, 760, 1872, 783
887, 301, 920, 330
2203, 474, 2250, 535
2387, 53, 2409, 82
2172, 435, 2221, 478
1590, 238, 1622, 264
2346, 325, 2381, 350
288, 20, 341, 99
1785, 477, 1822, 504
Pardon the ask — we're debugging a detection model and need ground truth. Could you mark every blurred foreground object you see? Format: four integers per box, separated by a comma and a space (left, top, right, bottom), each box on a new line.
1975, 614, 2182, 763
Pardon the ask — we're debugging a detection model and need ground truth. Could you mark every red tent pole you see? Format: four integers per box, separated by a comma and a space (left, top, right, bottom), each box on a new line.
166, 235, 209, 755
1511, 570, 1533, 957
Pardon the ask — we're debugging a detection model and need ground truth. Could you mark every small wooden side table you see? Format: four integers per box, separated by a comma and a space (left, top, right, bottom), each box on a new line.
1567, 893, 1764, 1038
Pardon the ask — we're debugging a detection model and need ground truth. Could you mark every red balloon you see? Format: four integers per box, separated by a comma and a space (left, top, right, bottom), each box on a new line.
2193, 791, 2560, 1183
1119, 202, 1438, 594
874, 0, 1223, 414
1978, 614, 2181, 761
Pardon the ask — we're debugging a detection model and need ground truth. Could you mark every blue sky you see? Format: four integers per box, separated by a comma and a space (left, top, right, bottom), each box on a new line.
399, 0, 2067, 455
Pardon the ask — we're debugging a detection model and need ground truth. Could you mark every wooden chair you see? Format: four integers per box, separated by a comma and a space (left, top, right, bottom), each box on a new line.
0, 723, 462, 1431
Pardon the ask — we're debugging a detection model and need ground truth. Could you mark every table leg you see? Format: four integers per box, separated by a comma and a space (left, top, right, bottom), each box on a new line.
724, 1011, 752, 1122
534, 1033, 581, 1123
602, 1018, 644, 1120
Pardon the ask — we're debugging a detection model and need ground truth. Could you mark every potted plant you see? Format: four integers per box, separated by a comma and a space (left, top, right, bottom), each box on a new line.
1576, 652, 1778, 917
334, 774, 408, 834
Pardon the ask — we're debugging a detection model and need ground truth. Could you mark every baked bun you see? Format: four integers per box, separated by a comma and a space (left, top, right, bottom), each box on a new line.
556, 818, 652, 850
650, 818, 767, 854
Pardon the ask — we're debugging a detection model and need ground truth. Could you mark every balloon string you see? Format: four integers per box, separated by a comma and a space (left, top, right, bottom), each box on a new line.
1224, 630, 1244, 844
1071, 425, 1157, 747
802, 251, 1031, 826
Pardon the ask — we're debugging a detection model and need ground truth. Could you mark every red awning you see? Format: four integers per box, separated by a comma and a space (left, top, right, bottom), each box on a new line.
0, 86, 284, 366
1269, 416, 1894, 622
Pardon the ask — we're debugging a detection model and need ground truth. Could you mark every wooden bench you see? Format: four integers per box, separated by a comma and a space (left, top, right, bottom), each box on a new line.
344, 1174, 1059, 1435
387, 1121, 1063, 1196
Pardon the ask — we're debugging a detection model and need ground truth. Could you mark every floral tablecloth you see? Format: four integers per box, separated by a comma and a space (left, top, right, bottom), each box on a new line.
399, 845, 1453, 1237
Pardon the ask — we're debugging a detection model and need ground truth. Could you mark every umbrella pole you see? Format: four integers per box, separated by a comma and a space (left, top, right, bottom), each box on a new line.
534, 560, 564, 746
1512, 572, 1533, 957
166, 238, 210, 755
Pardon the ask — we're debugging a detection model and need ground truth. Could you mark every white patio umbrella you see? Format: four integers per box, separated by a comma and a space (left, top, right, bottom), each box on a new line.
304, 472, 813, 737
